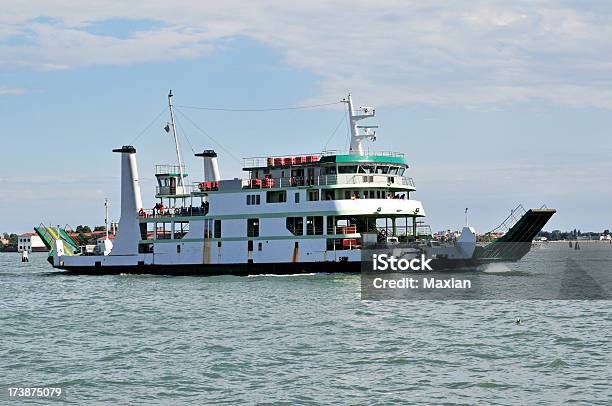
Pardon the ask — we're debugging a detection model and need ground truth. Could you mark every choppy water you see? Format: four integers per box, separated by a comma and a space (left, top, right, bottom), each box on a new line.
1, 245, 611, 405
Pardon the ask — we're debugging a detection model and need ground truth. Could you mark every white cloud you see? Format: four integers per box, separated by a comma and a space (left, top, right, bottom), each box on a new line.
0, 86, 32, 95
2, 1, 612, 108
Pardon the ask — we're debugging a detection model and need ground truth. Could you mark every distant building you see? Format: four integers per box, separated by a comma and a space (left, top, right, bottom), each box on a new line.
18, 233, 47, 253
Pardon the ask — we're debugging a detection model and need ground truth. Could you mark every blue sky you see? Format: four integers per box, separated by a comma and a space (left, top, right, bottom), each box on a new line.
1, 1, 611, 234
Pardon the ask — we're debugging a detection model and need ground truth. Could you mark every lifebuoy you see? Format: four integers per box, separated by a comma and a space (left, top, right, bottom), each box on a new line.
138, 208, 145, 217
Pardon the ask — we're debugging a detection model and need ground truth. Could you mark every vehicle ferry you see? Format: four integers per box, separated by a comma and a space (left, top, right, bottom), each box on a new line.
40, 92, 555, 275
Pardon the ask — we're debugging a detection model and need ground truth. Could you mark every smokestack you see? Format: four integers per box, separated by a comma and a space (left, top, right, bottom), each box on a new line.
195, 150, 220, 182
110, 146, 143, 256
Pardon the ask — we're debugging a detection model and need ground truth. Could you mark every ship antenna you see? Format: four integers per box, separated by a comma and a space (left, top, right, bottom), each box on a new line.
168, 90, 186, 188
341, 93, 377, 155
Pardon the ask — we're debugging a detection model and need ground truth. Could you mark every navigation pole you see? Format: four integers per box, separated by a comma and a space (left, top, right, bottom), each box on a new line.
168, 90, 186, 189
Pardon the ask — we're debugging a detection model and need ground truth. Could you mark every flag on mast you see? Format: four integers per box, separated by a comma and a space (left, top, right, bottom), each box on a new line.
164, 123, 170, 133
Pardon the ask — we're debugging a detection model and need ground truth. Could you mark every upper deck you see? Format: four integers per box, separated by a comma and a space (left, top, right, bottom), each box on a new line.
242, 150, 406, 170
155, 150, 415, 198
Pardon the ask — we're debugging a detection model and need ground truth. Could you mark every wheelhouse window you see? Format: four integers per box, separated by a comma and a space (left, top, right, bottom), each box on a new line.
375, 165, 389, 174
286, 217, 303, 236
359, 165, 375, 173
338, 165, 358, 174
266, 190, 287, 203
247, 218, 259, 237
323, 166, 337, 175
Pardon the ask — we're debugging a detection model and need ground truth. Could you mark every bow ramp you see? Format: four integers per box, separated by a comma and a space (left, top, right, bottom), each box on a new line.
475, 205, 556, 262
35, 224, 80, 256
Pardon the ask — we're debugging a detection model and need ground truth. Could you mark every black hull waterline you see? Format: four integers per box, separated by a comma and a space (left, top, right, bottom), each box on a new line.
51, 258, 481, 276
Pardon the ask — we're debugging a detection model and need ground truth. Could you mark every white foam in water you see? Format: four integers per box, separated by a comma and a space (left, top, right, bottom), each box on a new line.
247, 273, 316, 278
482, 263, 513, 273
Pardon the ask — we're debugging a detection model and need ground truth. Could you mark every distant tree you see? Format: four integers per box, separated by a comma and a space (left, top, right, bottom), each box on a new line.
93, 226, 106, 232
8, 234, 18, 246
75, 225, 92, 233
3, 232, 9, 240
604, 229, 610, 236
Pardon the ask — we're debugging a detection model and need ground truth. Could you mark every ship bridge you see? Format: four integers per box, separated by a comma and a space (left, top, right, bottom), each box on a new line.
240, 150, 415, 193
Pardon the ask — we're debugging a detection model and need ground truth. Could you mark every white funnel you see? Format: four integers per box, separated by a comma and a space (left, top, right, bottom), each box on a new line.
110, 146, 143, 256
195, 150, 220, 182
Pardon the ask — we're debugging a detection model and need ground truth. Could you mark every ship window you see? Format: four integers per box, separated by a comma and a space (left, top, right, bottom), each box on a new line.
248, 240, 253, 251
324, 190, 335, 200
295, 192, 300, 203
247, 218, 259, 237
214, 220, 221, 238
286, 217, 304, 236
307, 189, 319, 201
247, 194, 260, 205
174, 221, 189, 239
307, 216, 324, 235
156, 222, 172, 240
389, 167, 399, 175
258, 242, 262, 251
204, 219, 213, 238
338, 165, 357, 174
323, 166, 337, 175
361, 165, 375, 173
344, 191, 351, 199
177, 245, 181, 253
399, 168, 405, 176
266, 190, 286, 203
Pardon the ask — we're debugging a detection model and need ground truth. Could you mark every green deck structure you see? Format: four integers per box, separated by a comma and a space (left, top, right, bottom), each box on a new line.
35, 224, 80, 256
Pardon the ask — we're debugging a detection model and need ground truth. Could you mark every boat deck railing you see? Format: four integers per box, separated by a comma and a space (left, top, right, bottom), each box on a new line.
242, 150, 405, 168
241, 174, 415, 189
139, 206, 208, 218
321, 149, 405, 158
156, 184, 199, 196
155, 164, 188, 176
485, 204, 527, 235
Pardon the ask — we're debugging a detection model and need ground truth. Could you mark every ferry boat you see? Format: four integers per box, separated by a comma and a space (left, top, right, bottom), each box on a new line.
41, 92, 555, 275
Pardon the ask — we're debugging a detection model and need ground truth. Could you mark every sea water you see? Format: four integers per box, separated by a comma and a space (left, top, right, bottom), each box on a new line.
1, 244, 611, 404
